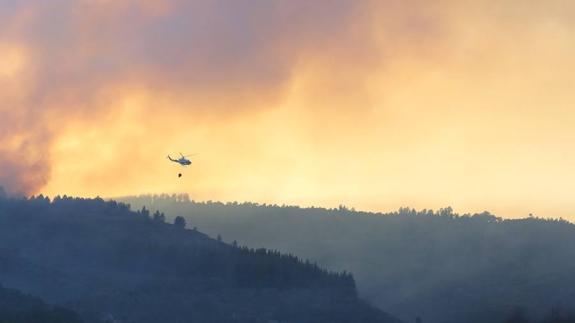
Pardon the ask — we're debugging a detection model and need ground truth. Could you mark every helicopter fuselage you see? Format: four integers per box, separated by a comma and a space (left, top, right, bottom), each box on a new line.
176, 159, 192, 166
168, 155, 192, 166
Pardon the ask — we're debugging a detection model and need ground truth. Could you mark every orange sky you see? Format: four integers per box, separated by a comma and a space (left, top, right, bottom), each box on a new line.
1, 0, 575, 219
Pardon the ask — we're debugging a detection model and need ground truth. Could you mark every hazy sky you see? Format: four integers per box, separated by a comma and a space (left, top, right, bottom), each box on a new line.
1, 0, 575, 219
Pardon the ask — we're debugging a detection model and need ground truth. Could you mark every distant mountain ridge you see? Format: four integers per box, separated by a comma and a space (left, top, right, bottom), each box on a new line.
120, 194, 575, 323
0, 194, 400, 323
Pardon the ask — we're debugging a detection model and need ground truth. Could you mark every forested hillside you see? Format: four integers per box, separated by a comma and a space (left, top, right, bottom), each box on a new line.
0, 284, 82, 323
122, 194, 575, 323
0, 194, 399, 323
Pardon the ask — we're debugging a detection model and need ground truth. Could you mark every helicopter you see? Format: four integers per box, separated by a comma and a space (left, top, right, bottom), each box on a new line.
167, 153, 193, 166
168, 153, 194, 177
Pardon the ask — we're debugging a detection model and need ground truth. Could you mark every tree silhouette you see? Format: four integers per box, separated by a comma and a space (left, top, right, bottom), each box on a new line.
174, 216, 186, 229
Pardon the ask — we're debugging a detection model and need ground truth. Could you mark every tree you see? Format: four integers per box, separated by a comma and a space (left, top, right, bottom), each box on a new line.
153, 211, 165, 223
174, 216, 186, 229
140, 206, 150, 218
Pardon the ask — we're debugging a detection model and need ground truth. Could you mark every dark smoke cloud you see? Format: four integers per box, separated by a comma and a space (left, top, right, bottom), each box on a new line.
0, 135, 50, 196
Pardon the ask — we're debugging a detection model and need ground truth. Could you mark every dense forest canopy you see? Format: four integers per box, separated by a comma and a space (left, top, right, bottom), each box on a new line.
0, 192, 399, 323
0, 284, 82, 323
121, 194, 575, 323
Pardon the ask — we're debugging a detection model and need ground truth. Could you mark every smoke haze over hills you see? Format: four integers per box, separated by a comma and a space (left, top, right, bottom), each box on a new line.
122, 194, 575, 323
3, 2, 575, 322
